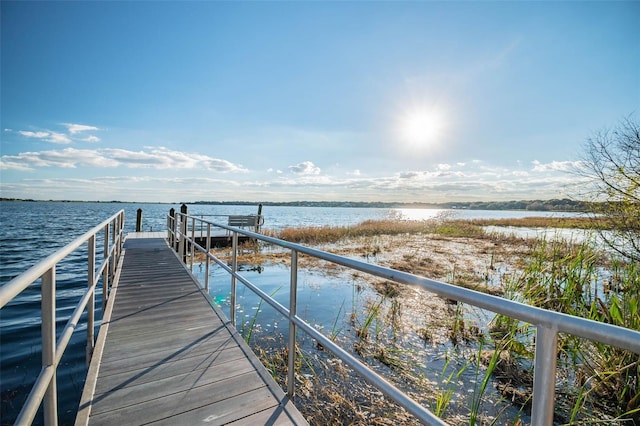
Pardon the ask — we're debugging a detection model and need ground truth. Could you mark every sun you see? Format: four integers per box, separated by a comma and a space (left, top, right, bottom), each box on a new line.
399, 108, 445, 148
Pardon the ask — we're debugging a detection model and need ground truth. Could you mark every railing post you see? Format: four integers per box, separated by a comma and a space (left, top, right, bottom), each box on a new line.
180, 204, 188, 263
256, 203, 263, 233
531, 325, 558, 425
136, 208, 143, 232
231, 231, 238, 327
190, 216, 195, 271
287, 250, 298, 399
178, 215, 185, 263
42, 267, 58, 425
103, 223, 110, 311
168, 208, 176, 249
119, 210, 125, 253
205, 223, 211, 292
87, 235, 96, 365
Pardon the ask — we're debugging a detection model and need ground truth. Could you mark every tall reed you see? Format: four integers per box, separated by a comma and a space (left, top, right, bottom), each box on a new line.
493, 236, 639, 422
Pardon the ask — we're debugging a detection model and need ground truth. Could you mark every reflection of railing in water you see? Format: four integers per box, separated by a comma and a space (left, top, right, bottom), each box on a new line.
0, 211, 125, 425
170, 211, 640, 426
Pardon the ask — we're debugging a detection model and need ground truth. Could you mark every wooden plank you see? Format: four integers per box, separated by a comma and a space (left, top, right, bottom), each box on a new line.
94, 346, 246, 393
78, 237, 307, 426
146, 387, 284, 426
88, 372, 267, 425
226, 398, 309, 426
90, 364, 262, 415
95, 333, 236, 377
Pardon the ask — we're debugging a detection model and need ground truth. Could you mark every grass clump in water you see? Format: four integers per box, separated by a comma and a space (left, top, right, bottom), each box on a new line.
271, 219, 486, 244
491, 237, 640, 423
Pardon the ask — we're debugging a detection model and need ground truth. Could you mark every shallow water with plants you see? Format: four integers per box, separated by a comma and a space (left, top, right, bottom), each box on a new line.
192, 220, 639, 425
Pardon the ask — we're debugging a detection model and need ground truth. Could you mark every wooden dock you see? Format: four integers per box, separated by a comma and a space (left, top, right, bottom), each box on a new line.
76, 234, 307, 426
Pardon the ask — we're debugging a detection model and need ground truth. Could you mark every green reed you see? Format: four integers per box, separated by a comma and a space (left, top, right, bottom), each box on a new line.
494, 236, 639, 422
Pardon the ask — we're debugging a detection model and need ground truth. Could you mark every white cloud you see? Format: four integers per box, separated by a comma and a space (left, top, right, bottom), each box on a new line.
82, 135, 101, 143
47, 132, 72, 144
19, 131, 50, 139
17, 129, 72, 144
15, 123, 101, 144
63, 123, 100, 134
0, 146, 247, 172
289, 161, 321, 175
531, 160, 580, 172
1, 144, 586, 202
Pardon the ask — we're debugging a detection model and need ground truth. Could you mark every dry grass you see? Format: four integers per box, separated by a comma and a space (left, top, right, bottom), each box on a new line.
265, 216, 605, 246
467, 216, 607, 229
266, 219, 464, 244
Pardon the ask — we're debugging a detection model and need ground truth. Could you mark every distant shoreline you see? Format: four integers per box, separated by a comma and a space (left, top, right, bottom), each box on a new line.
0, 197, 592, 212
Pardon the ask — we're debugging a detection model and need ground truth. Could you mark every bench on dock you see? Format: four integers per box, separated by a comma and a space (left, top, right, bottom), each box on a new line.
227, 214, 262, 229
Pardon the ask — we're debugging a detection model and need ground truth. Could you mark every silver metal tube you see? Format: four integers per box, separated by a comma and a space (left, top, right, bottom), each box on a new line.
190, 216, 195, 271
178, 214, 186, 263
86, 235, 96, 366
103, 224, 110, 311
287, 250, 298, 399
531, 325, 558, 425
230, 231, 238, 327
56, 286, 94, 365
41, 267, 57, 425
110, 219, 116, 286
204, 223, 211, 292
14, 365, 56, 426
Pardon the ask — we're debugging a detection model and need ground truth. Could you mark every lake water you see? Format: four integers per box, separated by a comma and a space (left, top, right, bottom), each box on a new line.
0, 201, 580, 424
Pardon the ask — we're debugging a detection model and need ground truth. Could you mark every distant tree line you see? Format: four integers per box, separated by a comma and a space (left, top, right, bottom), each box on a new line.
189, 198, 593, 212
0, 197, 600, 213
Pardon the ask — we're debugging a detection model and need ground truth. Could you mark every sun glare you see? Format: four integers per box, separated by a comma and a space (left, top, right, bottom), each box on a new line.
399, 108, 445, 148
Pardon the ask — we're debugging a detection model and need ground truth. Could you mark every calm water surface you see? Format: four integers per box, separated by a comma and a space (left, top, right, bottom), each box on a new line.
0, 201, 577, 424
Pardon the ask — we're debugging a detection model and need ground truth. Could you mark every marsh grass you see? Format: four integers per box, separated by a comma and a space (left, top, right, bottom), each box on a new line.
269, 218, 485, 244
268, 216, 607, 245
203, 216, 637, 424
493, 237, 639, 423
467, 216, 610, 230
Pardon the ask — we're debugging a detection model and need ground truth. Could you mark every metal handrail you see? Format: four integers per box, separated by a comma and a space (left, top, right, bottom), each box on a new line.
0, 210, 125, 426
170, 212, 640, 426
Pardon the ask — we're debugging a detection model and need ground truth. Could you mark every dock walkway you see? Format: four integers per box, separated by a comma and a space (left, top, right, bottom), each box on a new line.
77, 235, 307, 425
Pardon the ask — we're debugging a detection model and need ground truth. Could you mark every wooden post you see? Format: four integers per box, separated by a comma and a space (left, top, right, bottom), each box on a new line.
136, 208, 143, 232
256, 203, 263, 233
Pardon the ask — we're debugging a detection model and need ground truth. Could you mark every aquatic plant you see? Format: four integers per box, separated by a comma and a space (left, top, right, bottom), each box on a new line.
356, 296, 385, 341
493, 237, 639, 422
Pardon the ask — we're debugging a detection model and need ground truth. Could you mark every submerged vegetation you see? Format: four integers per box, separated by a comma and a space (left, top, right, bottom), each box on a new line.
204, 215, 639, 424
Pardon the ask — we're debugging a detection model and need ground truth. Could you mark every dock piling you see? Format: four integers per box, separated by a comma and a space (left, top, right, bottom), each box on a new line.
135, 209, 143, 232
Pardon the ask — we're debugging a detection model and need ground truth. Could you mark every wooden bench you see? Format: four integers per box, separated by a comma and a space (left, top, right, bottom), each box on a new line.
227, 215, 259, 228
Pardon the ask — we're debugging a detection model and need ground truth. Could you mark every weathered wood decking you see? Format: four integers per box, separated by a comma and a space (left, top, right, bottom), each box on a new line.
77, 234, 307, 426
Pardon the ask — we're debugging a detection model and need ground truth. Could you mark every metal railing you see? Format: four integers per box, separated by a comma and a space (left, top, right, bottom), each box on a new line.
170, 212, 640, 426
0, 210, 125, 426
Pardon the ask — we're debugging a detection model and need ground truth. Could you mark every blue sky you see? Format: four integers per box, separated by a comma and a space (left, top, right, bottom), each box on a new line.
1, 1, 638, 203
